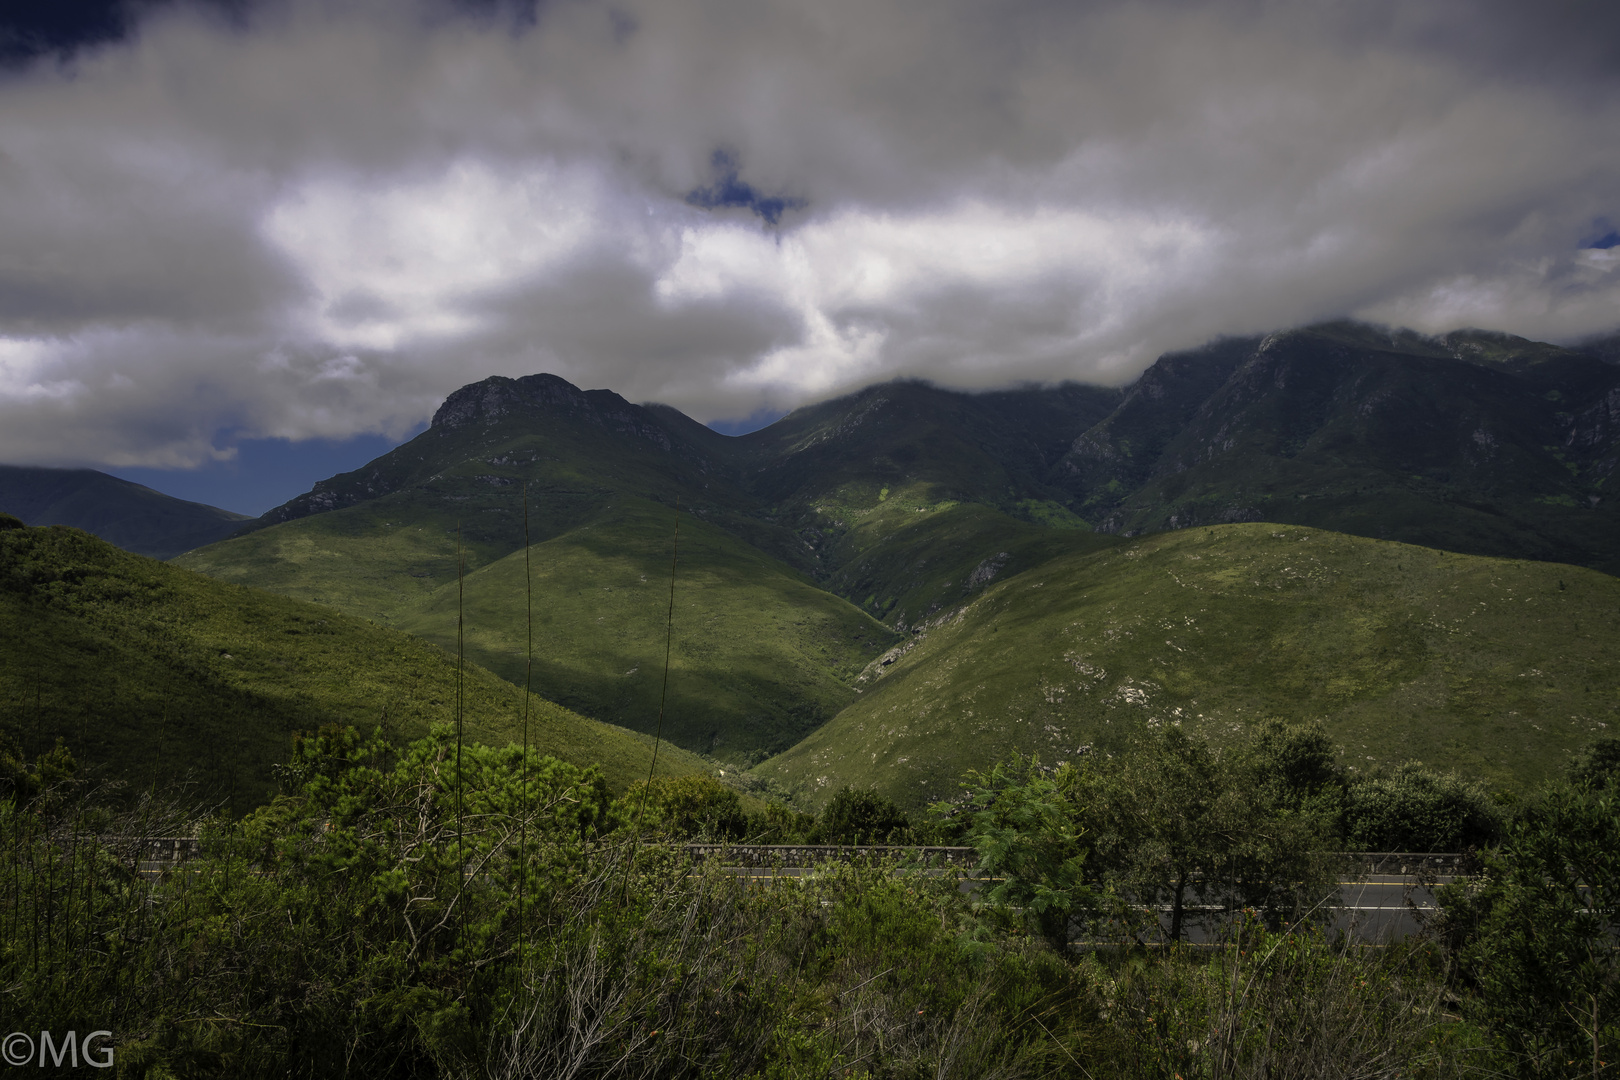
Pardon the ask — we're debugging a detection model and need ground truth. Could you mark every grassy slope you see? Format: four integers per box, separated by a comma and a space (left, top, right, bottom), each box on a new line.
1, 524, 709, 811
181, 493, 896, 765
393, 499, 897, 762
173, 380, 903, 763
756, 523, 1620, 810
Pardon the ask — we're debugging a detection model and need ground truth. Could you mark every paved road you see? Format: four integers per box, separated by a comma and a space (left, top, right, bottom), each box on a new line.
722, 865, 1453, 943
126, 840, 1461, 942
1328, 873, 1450, 941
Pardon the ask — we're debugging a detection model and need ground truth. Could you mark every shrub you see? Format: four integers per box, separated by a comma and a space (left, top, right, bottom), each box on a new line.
1344, 763, 1504, 851
807, 784, 913, 845
1083, 921, 1465, 1079
620, 772, 749, 841
1439, 782, 1620, 1078
1568, 735, 1620, 792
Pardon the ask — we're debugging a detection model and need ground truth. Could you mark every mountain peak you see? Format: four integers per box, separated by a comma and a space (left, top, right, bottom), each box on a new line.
431, 373, 589, 428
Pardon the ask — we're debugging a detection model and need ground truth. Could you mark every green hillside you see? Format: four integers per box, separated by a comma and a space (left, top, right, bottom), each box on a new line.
755, 523, 1620, 809
170, 327, 1620, 797
176, 376, 900, 764
392, 499, 896, 761
181, 493, 895, 764
0, 519, 710, 810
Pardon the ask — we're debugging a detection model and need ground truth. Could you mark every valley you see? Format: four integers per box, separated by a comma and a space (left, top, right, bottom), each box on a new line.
141, 321, 1620, 805
3, 321, 1615, 806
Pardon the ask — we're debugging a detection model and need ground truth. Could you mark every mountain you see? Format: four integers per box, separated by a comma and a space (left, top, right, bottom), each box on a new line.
0, 517, 710, 810
0, 465, 251, 559
173, 321, 1620, 791
178, 375, 902, 764
1051, 323, 1620, 572
756, 522, 1620, 809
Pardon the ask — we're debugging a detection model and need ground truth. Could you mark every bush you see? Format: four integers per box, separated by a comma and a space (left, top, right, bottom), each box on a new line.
1439, 782, 1620, 1078
806, 785, 913, 845
1082, 921, 1466, 1079
746, 798, 815, 844
1344, 763, 1504, 851
621, 773, 748, 841
1568, 735, 1620, 792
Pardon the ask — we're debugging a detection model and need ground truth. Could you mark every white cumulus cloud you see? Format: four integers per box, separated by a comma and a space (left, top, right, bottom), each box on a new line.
0, 0, 1618, 466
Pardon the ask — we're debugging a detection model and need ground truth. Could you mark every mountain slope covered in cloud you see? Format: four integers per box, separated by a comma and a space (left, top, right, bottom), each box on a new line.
1048, 323, 1620, 573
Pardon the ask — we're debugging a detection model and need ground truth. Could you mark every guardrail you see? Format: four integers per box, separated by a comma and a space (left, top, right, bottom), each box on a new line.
94, 839, 1476, 879
681, 844, 978, 869
1340, 852, 1470, 876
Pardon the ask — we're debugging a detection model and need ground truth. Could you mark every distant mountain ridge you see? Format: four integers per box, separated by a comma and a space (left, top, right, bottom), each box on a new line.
174, 319, 1620, 790
0, 465, 250, 560
1047, 324, 1620, 570
239, 322, 1620, 581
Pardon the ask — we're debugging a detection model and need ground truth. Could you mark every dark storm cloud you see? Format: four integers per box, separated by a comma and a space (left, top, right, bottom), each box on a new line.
0, 0, 1618, 467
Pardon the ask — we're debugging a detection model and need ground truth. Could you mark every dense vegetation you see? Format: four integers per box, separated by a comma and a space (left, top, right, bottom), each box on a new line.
0, 519, 711, 810
3, 718, 1612, 1078
761, 522, 1620, 808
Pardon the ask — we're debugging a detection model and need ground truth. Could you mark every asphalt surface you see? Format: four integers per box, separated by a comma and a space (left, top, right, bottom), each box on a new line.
722, 866, 1453, 943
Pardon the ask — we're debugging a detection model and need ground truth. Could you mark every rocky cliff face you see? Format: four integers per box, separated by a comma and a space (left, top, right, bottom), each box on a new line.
1042, 323, 1620, 569
431, 374, 675, 452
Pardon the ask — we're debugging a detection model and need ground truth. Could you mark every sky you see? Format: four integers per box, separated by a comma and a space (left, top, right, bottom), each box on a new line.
2, 0, 1619, 514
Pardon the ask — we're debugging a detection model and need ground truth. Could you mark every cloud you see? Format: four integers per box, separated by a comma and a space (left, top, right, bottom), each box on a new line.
1, 0, 1619, 467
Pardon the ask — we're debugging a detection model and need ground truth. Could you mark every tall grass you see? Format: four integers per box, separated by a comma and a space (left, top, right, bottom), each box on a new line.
1085, 920, 1479, 1079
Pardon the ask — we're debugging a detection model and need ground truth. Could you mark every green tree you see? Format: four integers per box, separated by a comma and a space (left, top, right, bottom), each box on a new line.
1440, 781, 1619, 1078
1078, 724, 1342, 942
1080, 728, 1241, 942
940, 756, 1094, 950
809, 785, 913, 845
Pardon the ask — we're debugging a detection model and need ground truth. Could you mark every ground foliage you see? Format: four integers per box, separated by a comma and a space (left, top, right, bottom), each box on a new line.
1437, 749, 1620, 1079
2, 726, 1610, 1077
